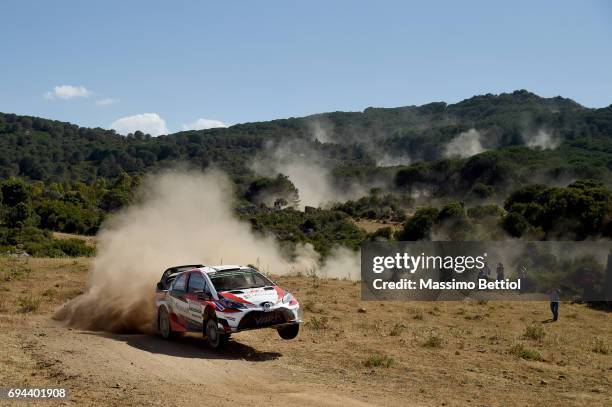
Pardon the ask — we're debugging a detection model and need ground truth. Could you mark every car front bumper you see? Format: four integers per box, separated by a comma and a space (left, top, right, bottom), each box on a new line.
216, 305, 302, 333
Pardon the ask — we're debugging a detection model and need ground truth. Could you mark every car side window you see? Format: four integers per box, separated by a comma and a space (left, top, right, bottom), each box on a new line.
172, 273, 187, 292
187, 273, 206, 294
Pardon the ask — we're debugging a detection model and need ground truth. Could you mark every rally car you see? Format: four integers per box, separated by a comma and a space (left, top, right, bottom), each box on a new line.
155, 264, 302, 348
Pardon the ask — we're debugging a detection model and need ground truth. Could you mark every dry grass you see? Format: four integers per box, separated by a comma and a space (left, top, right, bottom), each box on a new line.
306, 316, 329, 330
0, 257, 610, 406
0, 257, 31, 282
0, 257, 90, 315
388, 323, 405, 337
52, 232, 96, 247
17, 295, 41, 313
351, 219, 403, 234
408, 307, 424, 320
592, 337, 609, 355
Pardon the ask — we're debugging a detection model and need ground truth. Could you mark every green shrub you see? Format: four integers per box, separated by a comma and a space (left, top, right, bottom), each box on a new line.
422, 332, 443, 348
364, 353, 394, 368
470, 183, 494, 199
509, 343, 542, 361
523, 325, 545, 341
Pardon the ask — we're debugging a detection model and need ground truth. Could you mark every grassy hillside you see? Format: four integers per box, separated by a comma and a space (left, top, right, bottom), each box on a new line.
1, 90, 611, 186
1, 90, 612, 257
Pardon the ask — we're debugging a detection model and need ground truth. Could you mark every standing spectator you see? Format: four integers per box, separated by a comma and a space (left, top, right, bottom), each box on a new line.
496, 263, 505, 281
483, 262, 491, 281
548, 287, 561, 321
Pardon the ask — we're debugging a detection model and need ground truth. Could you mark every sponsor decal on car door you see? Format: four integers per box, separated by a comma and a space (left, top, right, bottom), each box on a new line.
185, 271, 208, 330
169, 273, 189, 331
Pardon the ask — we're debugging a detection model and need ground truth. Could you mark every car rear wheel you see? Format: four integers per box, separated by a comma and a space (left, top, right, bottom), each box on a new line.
277, 324, 299, 340
205, 319, 228, 348
158, 307, 174, 339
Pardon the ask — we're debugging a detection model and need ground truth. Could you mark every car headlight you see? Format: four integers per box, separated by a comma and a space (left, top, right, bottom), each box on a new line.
220, 298, 247, 310
282, 292, 298, 305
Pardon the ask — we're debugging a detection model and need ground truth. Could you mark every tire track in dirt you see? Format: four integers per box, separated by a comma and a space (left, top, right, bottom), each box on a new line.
18, 317, 381, 407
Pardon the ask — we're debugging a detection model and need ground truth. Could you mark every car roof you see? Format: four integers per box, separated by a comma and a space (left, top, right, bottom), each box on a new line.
212, 264, 247, 271
164, 264, 203, 273
194, 265, 252, 274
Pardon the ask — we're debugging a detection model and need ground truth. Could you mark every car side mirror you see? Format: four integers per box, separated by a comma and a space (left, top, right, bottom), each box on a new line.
156, 282, 164, 292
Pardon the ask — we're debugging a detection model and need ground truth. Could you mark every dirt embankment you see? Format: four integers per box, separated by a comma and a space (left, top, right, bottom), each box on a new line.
0, 258, 611, 406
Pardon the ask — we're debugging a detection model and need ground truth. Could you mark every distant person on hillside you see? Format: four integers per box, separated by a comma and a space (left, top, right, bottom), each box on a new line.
496, 263, 505, 281
482, 262, 491, 281
518, 264, 527, 280
477, 267, 487, 282
548, 287, 561, 321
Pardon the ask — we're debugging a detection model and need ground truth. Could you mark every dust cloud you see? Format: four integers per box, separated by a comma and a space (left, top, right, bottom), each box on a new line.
443, 129, 486, 158
55, 170, 359, 333
308, 118, 334, 143
523, 129, 560, 150
251, 140, 366, 208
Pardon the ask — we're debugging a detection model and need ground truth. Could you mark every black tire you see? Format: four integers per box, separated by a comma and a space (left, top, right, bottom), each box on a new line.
204, 318, 228, 349
158, 307, 175, 339
277, 324, 300, 340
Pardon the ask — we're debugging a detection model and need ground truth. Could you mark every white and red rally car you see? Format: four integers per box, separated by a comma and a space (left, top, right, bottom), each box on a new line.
155, 264, 302, 348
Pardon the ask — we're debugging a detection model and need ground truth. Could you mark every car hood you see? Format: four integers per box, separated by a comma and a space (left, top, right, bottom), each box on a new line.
219, 285, 285, 306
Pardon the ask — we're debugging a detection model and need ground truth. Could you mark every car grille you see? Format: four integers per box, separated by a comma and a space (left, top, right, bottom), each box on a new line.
238, 308, 292, 330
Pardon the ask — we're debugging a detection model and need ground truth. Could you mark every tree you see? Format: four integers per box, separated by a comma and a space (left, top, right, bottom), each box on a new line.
502, 212, 530, 237
1, 178, 31, 206
437, 202, 472, 240
245, 175, 299, 207
6, 202, 37, 227
395, 207, 439, 240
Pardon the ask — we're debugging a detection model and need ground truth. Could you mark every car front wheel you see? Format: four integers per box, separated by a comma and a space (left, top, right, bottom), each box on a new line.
277, 324, 299, 340
205, 319, 228, 348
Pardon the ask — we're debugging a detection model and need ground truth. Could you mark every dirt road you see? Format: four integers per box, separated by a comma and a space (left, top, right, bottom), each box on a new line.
4, 316, 378, 406
1, 258, 611, 406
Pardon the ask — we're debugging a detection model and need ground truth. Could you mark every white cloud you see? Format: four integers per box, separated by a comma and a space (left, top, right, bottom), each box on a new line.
44, 85, 90, 100
181, 118, 227, 131
96, 98, 119, 106
110, 113, 168, 137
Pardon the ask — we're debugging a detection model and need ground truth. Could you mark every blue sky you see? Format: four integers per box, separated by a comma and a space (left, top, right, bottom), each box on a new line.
1, 1, 611, 135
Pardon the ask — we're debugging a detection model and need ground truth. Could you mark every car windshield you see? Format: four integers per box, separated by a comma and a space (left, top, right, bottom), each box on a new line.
209, 269, 274, 292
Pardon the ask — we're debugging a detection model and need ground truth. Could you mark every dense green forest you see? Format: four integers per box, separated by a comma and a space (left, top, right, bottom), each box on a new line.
2, 90, 612, 189
1, 90, 612, 257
